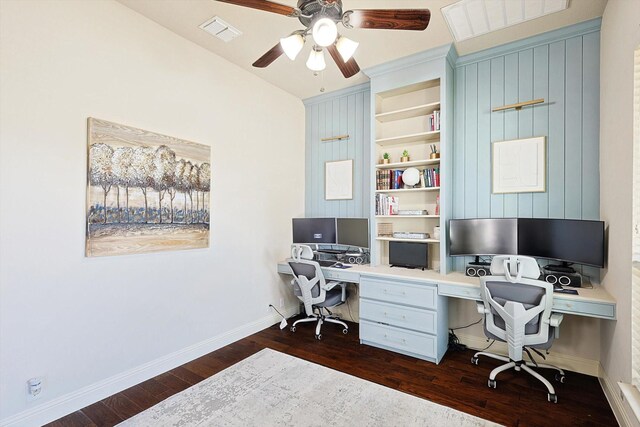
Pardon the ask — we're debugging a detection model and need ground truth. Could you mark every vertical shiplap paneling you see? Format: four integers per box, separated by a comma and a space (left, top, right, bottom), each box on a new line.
304, 87, 370, 218
548, 40, 566, 218
503, 52, 520, 217
453, 67, 466, 270
564, 36, 583, 220
490, 57, 505, 218
581, 31, 600, 221
517, 49, 534, 217
477, 60, 492, 218
532, 45, 550, 218
464, 63, 479, 218
347, 93, 357, 218
362, 90, 371, 217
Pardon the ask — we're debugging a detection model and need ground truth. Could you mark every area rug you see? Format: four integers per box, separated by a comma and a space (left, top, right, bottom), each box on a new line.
118, 348, 501, 426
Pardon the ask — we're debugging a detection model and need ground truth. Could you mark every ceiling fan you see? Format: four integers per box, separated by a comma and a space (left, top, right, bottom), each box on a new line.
217, 0, 431, 78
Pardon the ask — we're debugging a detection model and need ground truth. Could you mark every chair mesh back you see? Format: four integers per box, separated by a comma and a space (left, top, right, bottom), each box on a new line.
288, 261, 321, 298
485, 281, 545, 335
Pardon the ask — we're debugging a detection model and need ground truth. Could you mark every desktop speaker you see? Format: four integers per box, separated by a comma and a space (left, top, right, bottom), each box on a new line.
465, 265, 491, 277
541, 271, 582, 288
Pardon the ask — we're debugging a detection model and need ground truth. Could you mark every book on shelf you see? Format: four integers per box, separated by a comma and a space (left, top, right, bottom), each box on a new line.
375, 194, 399, 215
428, 110, 441, 131
423, 167, 440, 188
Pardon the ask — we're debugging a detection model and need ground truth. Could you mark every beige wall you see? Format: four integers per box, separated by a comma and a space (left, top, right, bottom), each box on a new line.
599, 0, 640, 385
0, 0, 304, 423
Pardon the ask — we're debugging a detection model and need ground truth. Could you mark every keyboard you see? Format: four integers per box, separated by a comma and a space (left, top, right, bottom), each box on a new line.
317, 260, 336, 267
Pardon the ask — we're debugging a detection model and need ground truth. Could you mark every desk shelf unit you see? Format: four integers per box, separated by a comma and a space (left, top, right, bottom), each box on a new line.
370, 73, 452, 273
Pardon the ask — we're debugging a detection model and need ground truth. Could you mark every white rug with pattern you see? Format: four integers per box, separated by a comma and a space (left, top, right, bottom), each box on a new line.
118, 348, 501, 426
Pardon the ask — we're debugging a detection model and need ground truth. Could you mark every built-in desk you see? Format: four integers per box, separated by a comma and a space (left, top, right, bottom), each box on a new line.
277, 261, 616, 364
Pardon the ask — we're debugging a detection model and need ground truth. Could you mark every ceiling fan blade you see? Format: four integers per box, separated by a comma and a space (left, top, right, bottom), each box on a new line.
217, 0, 295, 17
346, 9, 431, 31
327, 44, 360, 78
253, 43, 285, 68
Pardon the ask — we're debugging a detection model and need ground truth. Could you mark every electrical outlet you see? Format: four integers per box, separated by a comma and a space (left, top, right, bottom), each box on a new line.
27, 377, 43, 401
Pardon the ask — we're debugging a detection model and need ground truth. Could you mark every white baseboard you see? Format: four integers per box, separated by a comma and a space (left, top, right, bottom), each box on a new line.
598, 365, 640, 427
0, 305, 299, 427
455, 332, 600, 376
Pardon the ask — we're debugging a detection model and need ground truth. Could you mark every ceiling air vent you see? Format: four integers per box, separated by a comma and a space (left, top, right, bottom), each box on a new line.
199, 16, 242, 43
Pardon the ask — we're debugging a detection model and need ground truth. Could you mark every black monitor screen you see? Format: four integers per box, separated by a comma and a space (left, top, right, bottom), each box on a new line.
389, 241, 428, 268
337, 218, 369, 248
292, 218, 336, 244
518, 218, 605, 267
449, 218, 518, 256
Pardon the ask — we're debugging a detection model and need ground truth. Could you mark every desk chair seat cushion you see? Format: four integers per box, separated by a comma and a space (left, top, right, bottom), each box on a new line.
484, 280, 555, 350
315, 288, 348, 308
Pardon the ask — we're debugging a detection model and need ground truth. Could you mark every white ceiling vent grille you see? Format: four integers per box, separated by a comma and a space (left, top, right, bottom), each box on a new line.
200, 16, 242, 43
442, 0, 569, 42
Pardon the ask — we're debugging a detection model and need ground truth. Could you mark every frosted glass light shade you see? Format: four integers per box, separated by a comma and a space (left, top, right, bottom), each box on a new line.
312, 18, 338, 47
402, 168, 420, 186
280, 34, 305, 60
336, 36, 359, 62
306, 47, 326, 71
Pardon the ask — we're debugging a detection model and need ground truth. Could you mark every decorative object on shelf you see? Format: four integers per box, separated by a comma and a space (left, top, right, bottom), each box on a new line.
429, 144, 440, 159
492, 136, 546, 194
220, 0, 431, 78
492, 98, 545, 112
433, 226, 441, 241
321, 134, 349, 142
382, 152, 391, 164
398, 210, 429, 215
86, 118, 211, 257
401, 149, 410, 162
325, 159, 353, 200
377, 222, 394, 237
401, 167, 420, 187
392, 231, 430, 239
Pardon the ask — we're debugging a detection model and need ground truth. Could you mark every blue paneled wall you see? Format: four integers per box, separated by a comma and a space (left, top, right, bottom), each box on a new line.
452, 20, 601, 272
304, 83, 371, 218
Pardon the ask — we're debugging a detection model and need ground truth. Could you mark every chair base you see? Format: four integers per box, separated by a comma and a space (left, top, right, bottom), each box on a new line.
472, 351, 565, 403
290, 307, 348, 340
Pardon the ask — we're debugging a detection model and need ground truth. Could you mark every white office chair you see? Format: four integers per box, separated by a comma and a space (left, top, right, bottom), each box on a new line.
287, 245, 348, 340
472, 255, 565, 403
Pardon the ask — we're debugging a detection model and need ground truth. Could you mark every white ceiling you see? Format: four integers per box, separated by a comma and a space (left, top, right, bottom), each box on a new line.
117, 0, 607, 100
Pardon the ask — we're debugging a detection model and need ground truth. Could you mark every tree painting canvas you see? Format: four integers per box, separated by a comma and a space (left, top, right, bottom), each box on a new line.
86, 118, 211, 257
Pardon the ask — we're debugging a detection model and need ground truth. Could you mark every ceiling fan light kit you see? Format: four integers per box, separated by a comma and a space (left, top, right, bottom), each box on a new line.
280, 33, 306, 60
218, 0, 431, 80
306, 46, 326, 71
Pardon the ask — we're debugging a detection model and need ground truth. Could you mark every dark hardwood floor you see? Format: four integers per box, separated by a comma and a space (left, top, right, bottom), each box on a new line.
47, 319, 617, 426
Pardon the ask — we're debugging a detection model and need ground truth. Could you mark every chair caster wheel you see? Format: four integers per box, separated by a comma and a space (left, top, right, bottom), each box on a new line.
555, 373, 566, 383
548, 393, 558, 403
290, 326, 296, 332
488, 379, 497, 388
471, 356, 479, 365
342, 328, 348, 334
315, 334, 322, 340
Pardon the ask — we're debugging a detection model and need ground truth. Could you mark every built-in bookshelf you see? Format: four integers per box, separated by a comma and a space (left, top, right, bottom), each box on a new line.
372, 78, 445, 271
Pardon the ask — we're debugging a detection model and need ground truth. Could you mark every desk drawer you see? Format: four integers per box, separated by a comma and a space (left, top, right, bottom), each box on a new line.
323, 269, 359, 283
552, 298, 616, 320
438, 283, 481, 300
360, 320, 436, 359
360, 277, 437, 309
360, 300, 436, 334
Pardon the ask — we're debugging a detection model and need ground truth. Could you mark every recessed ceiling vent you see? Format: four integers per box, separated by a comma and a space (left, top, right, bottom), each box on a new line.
200, 16, 242, 43
442, 0, 569, 42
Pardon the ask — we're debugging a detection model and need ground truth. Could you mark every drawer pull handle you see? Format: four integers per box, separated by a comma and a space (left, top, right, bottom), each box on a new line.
383, 312, 407, 321
383, 289, 407, 296
383, 334, 407, 345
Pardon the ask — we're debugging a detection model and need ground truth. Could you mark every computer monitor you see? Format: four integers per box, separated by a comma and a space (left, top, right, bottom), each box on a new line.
292, 218, 336, 244
449, 219, 518, 259
517, 218, 605, 268
336, 218, 369, 249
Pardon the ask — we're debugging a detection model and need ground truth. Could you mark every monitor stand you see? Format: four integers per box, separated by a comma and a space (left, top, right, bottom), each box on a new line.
543, 261, 576, 274
468, 256, 490, 266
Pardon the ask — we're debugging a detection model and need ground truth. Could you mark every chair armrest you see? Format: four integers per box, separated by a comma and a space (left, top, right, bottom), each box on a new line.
323, 281, 347, 302
476, 301, 489, 315
548, 313, 564, 327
